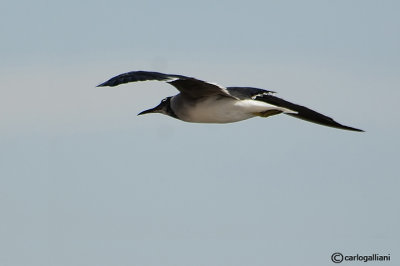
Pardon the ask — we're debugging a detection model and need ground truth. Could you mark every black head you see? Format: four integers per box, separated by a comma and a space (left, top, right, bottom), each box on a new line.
138, 97, 177, 118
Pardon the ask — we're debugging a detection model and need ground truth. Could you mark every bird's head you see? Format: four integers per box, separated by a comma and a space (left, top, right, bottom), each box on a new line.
138, 96, 174, 117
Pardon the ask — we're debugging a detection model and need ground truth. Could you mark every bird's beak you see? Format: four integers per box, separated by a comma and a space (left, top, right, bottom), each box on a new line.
137, 107, 159, 116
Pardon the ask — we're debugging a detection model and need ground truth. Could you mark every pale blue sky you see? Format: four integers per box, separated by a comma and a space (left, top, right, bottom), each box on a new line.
1, 1, 399, 265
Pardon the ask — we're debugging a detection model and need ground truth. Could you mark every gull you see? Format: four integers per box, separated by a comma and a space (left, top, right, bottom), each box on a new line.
97, 70, 363, 132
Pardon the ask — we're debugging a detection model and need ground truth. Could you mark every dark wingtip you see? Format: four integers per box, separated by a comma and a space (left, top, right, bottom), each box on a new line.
286, 112, 365, 133
96, 80, 114, 87
342, 126, 365, 132
333, 122, 364, 132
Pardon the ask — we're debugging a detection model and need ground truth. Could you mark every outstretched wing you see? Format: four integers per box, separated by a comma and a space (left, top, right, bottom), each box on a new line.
97, 71, 236, 99
254, 93, 364, 132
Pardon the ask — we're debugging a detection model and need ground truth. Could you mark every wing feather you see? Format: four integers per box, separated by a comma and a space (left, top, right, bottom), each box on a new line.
255, 94, 364, 132
98, 71, 236, 99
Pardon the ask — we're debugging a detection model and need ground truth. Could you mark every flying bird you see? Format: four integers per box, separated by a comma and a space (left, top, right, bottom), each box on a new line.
97, 71, 363, 132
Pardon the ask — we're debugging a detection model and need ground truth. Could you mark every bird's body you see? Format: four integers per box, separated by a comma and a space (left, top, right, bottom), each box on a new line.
97, 71, 363, 132
171, 94, 294, 123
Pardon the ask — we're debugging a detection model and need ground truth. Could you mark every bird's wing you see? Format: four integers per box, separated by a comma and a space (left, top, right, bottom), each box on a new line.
254, 93, 364, 132
97, 71, 184, 86
226, 87, 276, 99
97, 71, 236, 99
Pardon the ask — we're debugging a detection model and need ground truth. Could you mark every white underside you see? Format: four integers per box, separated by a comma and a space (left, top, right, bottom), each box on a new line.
173, 97, 296, 123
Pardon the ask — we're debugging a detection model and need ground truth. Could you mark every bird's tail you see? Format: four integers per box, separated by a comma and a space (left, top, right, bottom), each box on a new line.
255, 94, 364, 132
